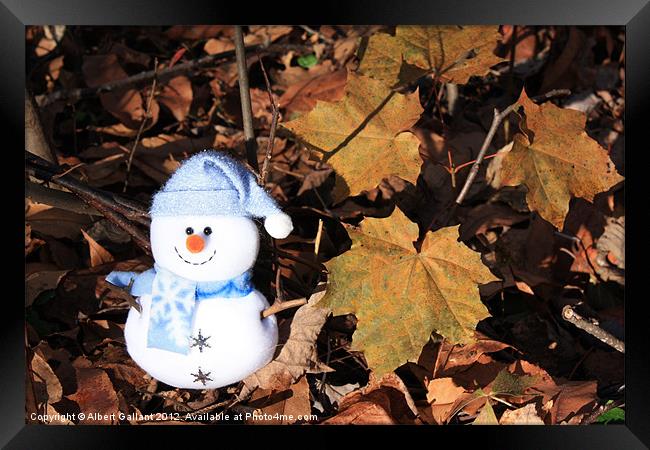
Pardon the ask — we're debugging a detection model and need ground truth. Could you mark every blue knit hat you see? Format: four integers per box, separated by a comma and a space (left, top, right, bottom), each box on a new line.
150, 150, 282, 218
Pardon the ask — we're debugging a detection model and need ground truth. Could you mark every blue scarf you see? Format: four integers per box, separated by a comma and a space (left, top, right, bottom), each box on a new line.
106, 264, 253, 354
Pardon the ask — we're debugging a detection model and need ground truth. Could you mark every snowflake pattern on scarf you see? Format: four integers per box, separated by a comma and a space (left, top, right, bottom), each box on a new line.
106, 265, 253, 354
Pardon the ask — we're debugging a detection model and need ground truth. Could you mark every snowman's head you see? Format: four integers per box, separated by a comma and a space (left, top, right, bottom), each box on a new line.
148, 151, 293, 281
151, 215, 259, 282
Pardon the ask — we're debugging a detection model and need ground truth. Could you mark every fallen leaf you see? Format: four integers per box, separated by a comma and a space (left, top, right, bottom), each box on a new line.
165, 25, 230, 41
81, 229, 114, 267
323, 372, 419, 425
66, 367, 120, 424
472, 399, 499, 424
426, 377, 466, 424
26, 202, 93, 240
499, 402, 545, 424
247, 376, 312, 424
204, 37, 234, 54
30, 350, 63, 406
240, 289, 331, 399
320, 209, 497, 375
279, 68, 347, 116
495, 89, 624, 229
25, 223, 45, 256
433, 336, 513, 376
82, 54, 159, 130
359, 25, 506, 86
26, 269, 69, 307
283, 73, 423, 202
157, 76, 193, 122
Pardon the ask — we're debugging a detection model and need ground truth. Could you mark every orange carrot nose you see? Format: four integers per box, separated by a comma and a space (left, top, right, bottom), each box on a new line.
186, 234, 205, 253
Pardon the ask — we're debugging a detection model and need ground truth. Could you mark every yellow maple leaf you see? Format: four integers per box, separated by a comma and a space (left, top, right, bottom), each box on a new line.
497, 90, 624, 229
320, 209, 498, 375
359, 25, 506, 87
282, 73, 423, 202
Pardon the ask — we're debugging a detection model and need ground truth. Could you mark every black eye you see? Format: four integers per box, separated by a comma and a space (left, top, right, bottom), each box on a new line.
203, 227, 212, 235
185, 227, 194, 235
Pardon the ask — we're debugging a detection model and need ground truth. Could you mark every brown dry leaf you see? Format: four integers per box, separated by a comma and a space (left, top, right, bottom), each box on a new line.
247, 376, 312, 424
495, 89, 624, 229
25, 223, 45, 256
275, 60, 335, 91
109, 42, 151, 67
323, 372, 419, 425
297, 166, 334, 196
458, 203, 530, 243
279, 69, 347, 117
426, 377, 466, 424
80, 229, 114, 267
82, 54, 159, 130
47, 55, 64, 81
499, 402, 545, 425
240, 289, 331, 399
333, 37, 360, 65
359, 25, 506, 86
433, 336, 513, 377
282, 73, 423, 202
157, 75, 193, 122
26, 269, 69, 307
548, 380, 599, 424
90, 122, 139, 137
560, 198, 606, 276
320, 209, 497, 376
30, 350, 63, 406
165, 25, 230, 41
500, 26, 538, 63
248, 25, 293, 45
26, 203, 93, 240
66, 367, 120, 424
204, 37, 234, 55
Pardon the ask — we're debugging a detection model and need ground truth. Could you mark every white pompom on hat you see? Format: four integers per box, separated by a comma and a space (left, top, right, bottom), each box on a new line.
150, 150, 293, 238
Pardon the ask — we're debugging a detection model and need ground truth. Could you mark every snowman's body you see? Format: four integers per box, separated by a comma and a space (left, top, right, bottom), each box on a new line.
125, 289, 277, 389
107, 151, 293, 390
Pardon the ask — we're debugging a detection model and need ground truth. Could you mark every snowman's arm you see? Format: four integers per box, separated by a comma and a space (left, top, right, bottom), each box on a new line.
106, 268, 156, 296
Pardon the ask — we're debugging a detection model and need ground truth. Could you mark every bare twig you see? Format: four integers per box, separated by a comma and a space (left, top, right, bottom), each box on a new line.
124, 58, 159, 193
455, 105, 519, 205
562, 305, 625, 353
258, 55, 280, 185
234, 26, 259, 175
419, 89, 572, 242
26, 181, 100, 216
26, 153, 152, 253
261, 298, 308, 318
38, 43, 310, 108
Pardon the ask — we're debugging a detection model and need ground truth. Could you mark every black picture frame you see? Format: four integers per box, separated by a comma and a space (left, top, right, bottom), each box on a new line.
4, 0, 649, 447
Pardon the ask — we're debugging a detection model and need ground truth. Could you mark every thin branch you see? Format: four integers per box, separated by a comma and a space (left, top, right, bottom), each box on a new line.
258, 55, 279, 185
234, 25, 259, 175
38, 43, 310, 108
261, 298, 308, 318
562, 305, 625, 353
455, 105, 518, 205
26, 153, 152, 253
124, 57, 158, 193
26, 181, 100, 216
417, 89, 571, 247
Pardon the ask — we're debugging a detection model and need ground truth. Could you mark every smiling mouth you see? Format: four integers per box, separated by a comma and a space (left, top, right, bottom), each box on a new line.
174, 247, 217, 265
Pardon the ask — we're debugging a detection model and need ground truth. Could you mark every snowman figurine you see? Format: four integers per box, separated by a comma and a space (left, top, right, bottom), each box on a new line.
106, 151, 293, 389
